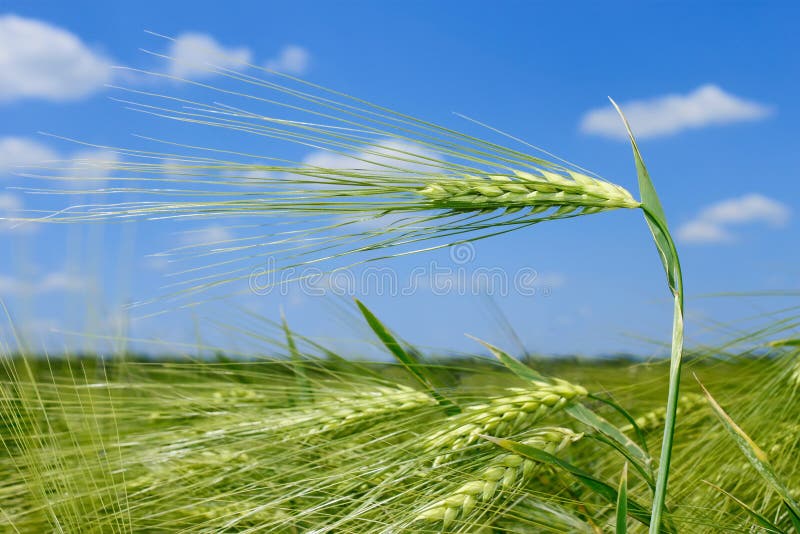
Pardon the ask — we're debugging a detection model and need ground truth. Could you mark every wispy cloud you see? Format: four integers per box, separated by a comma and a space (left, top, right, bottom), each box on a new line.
143, 255, 171, 272
0, 193, 38, 234
66, 149, 119, 186
265, 45, 310, 75
580, 85, 772, 140
179, 225, 234, 247
0, 14, 113, 102
677, 193, 791, 244
0, 270, 90, 295
0, 137, 58, 174
0, 193, 24, 231
0, 139, 121, 233
0, 194, 22, 212
302, 139, 441, 174
167, 32, 252, 79
0, 136, 118, 187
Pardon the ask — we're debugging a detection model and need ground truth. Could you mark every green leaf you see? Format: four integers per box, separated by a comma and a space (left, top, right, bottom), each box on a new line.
697, 377, 800, 521
482, 435, 669, 532
617, 463, 629, 534
467, 335, 547, 383
608, 98, 665, 223
702, 481, 785, 533
609, 98, 680, 297
355, 298, 458, 413
591, 393, 651, 455
566, 403, 654, 489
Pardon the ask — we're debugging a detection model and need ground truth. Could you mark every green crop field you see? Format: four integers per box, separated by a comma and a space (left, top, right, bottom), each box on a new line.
2, 310, 799, 532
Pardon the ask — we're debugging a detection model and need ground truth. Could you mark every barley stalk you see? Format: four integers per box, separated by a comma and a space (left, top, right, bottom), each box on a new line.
415, 427, 583, 528
424, 380, 587, 467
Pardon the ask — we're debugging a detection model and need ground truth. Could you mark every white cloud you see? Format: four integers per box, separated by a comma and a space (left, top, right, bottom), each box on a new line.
303, 139, 441, 175
0, 193, 21, 211
265, 45, 310, 75
677, 219, 733, 243
0, 14, 113, 102
39, 272, 89, 292
0, 137, 58, 174
0, 192, 24, 232
179, 225, 234, 247
0, 270, 89, 295
580, 85, 772, 140
700, 194, 790, 227
677, 193, 791, 244
66, 149, 119, 186
213, 160, 279, 180
0, 193, 38, 234
167, 33, 252, 79
303, 150, 352, 170
530, 272, 567, 289
0, 136, 121, 188
143, 255, 171, 272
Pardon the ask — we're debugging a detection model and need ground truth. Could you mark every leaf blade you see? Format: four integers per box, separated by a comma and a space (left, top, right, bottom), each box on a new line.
355, 298, 458, 412
565, 403, 654, 489
467, 335, 547, 383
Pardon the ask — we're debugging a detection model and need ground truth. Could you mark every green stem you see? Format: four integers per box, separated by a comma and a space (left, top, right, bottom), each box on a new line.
642, 209, 684, 534
649, 293, 684, 533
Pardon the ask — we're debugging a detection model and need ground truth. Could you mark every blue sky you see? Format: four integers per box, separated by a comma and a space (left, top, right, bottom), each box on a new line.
0, 1, 798, 358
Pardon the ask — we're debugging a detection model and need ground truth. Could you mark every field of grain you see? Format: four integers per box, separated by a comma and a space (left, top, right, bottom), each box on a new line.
2, 311, 798, 532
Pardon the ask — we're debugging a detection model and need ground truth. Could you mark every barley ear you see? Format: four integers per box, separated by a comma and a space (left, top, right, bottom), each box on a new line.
417, 171, 641, 214
424, 382, 587, 467
415, 428, 582, 528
